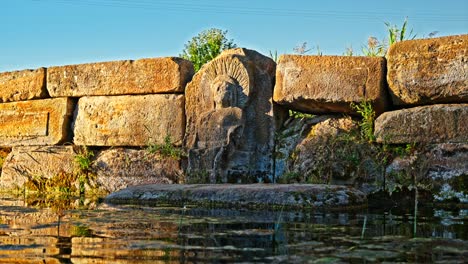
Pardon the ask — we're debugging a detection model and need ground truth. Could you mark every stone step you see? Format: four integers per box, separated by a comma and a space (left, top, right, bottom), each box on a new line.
47, 57, 194, 97
387, 34, 468, 106
274, 55, 389, 115
105, 184, 367, 209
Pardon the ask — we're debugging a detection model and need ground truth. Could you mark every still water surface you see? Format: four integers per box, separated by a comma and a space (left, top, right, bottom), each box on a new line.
0, 196, 466, 263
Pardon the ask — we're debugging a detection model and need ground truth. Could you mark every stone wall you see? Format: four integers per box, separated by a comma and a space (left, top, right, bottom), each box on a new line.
0, 35, 466, 201
0, 57, 193, 193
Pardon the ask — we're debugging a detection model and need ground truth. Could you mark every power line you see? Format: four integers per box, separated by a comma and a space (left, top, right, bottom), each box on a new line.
28, 0, 468, 22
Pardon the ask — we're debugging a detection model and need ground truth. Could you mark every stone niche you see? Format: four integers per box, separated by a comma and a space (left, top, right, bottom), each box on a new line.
185, 48, 277, 183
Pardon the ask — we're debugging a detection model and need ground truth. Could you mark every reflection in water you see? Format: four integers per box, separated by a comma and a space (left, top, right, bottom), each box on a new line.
0, 195, 466, 263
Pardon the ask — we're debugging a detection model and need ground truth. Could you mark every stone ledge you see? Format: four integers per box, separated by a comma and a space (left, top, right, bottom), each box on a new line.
105, 184, 367, 209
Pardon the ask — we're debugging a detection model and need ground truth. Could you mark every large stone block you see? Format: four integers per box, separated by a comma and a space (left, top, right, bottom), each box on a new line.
0, 98, 74, 147
185, 48, 277, 183
375, 104, 468, 144
0, 146, 76, 191
47, 57, 194, 97
274, 55, 388, 115
73, 94, 185, 146
387, 34, 468, 106
92, 148, 182, 193
0, 68, 47, 103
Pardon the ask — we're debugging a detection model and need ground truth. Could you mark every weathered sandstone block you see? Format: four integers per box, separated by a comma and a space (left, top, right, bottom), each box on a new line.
0, 146, 76, 190
375, 104, 468, 144
387, 34, 468, 105
47, 57, 194, 97
0, 68, 47, 103
185, 48, 276, 183
274, 55, 388, 115
0, 98, 74, 146
92, 148, 182, 193
73, 94, 185, 146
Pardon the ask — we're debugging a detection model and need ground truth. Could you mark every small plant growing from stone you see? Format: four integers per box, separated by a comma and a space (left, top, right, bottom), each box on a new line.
147, 135, 185, 160
351, 100, 376, 142
363, 18, 417, 57
343, 46, 354, 56
269, 50, 279, 63
362, 36, 385, 57
75, 146, 94, 172
74, 146, 97, 195
180, 28, 237, 72
288, 109, 315, 119
385, 17, 416, 47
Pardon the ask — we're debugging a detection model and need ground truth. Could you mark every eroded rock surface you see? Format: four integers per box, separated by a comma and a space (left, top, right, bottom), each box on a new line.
0, 98, 74, 146
73, 94, 185, 146
0, 68, 47, 103
274, 55, 388, 115
387, 34, 468, 106
185, 48, 276, 183
276, 116, 382, 194
0, 146, 76, 191
386, 143, 468, 203
375, 104, 468, 144
92, 148, 182, 193
47, 57, 194, 97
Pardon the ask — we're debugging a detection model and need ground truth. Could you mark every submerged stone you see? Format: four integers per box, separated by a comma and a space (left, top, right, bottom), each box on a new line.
105, 184, 367, 209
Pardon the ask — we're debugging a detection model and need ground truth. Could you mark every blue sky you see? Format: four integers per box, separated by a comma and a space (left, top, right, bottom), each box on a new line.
1, 0, 467, 72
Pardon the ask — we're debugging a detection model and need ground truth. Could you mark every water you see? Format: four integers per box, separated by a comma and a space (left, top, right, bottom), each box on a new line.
0, 196, 466, 263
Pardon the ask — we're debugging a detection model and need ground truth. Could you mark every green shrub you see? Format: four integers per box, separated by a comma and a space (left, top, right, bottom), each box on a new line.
180, 28, 236, 72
